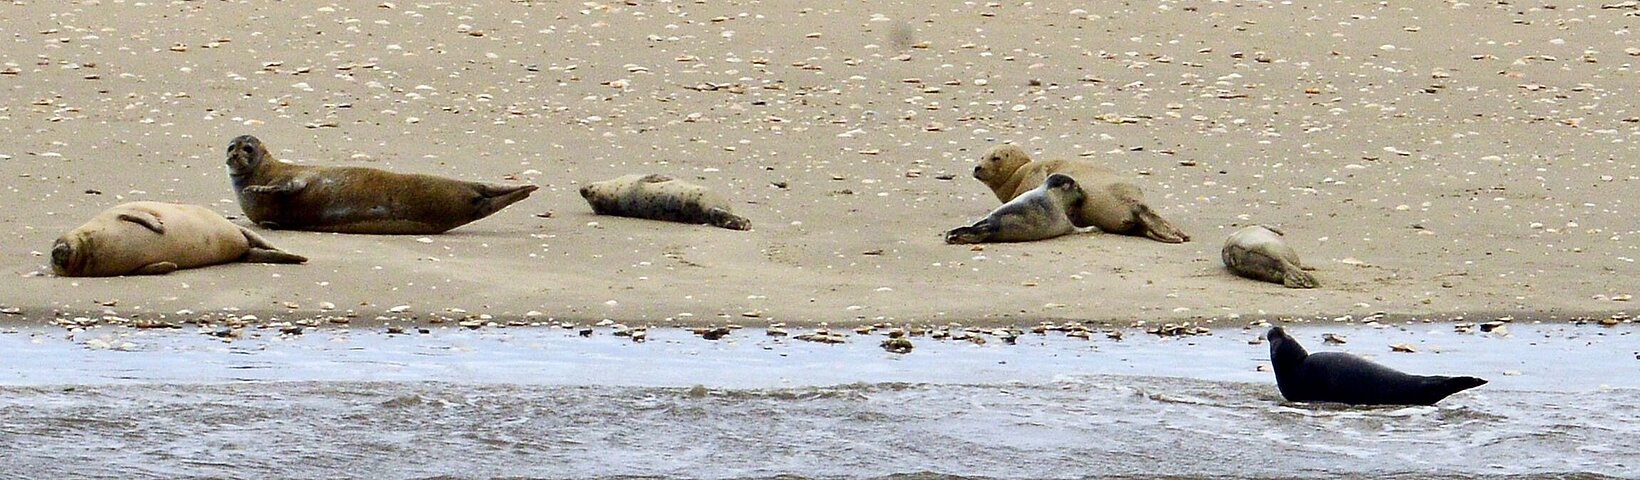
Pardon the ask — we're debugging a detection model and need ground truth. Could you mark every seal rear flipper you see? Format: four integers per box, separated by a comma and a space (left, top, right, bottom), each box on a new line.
944, 221, 996, 244
237, 227, 308, 263
473, 183, 540, 217
706, 208, 751, 231
243, 248, 308, 264
1280, 261, 1321, 289
117, 212, 166, 234
1133, 204, 1189, 243
1425, 376, 1488, 404
133, 262, 178, 275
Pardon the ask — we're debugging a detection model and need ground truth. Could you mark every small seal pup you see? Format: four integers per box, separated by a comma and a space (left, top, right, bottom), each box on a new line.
52, 201, 307, 277
225, 135, 539, 234
972, 144, 1189, 243
1222, 225, 1319, 288
945, 173, 1084, 244
579, 174, 751, 230
1266, 326, 1488, 406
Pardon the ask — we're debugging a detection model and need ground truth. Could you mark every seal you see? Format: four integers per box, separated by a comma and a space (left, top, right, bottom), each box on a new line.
1222, 225, 1319, 288
51, 201, 307, 277
1266, 326, 1488, 406
579, 174, 751, 230
972, 144, 1189, 243
945, 173, 1084, 244
225, 135, 539, 234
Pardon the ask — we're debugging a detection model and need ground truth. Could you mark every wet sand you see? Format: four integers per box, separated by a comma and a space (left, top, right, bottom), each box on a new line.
2, 2, 1639, 326
1, 323, 1635, 478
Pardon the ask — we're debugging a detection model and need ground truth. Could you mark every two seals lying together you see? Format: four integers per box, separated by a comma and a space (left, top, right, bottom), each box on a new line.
946, 145, 1189, 245
52, 135, 543, 277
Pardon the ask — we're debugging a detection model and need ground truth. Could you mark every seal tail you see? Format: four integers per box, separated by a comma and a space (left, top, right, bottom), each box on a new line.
1133, 204, 1189, 243
474, 183, 540, 217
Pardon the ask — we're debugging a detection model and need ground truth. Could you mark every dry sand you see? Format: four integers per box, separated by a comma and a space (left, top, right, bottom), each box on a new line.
2, 1, 1637, 328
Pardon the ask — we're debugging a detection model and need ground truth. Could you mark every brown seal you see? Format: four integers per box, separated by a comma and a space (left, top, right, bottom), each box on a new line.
972, 144, 1189, 243
946, 173, 1084, 244
225, 135, 539, 234
1222, 225, 1319, 288
579, 174, 751, 230
52, 201, 307, 277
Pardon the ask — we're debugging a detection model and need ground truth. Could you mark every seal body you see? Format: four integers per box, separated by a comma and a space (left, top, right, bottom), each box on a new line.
972, 144, 1189, 243
1266, 326, 1488, 406
1223, 225, 1319, 288
945, 173, 1084, 244
225, 135, 539, 234
51, 201, 307, 277
579, 174, 751, 230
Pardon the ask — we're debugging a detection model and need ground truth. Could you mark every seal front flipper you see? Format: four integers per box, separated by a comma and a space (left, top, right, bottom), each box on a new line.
706, 207, 751, 231
1134, 204, 1189, 243
242, 178, 308, 195
117, 212, 166, 234
133, 262, 179, 275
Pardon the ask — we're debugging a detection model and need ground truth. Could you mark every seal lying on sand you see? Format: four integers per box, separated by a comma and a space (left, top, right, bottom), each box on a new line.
1222, 225, 1319, 288
225, 135, 539, 234
579, 174, 751, 230
52, 201, 307, 277
945, 173, 1084, 244
972, 144, 1189, 243
1266, 326, 1488, 406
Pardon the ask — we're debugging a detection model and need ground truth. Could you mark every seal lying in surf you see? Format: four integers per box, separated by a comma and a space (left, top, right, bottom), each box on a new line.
1266, 326, 1488, 406
52, 201, 307, 277
971, 144, 1189, 243
945, 173, 1084, 244
225, 135, 539, 234
579, 174, 751, 230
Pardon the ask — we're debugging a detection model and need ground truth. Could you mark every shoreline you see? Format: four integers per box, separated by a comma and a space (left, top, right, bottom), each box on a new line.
3, 1, 1638, 328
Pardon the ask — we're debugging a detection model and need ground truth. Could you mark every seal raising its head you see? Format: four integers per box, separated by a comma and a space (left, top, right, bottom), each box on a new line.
226, 135, 538, 234
945, 173, 1084, 244
1266, 326, 1488, 406
972, 144, 1189, 243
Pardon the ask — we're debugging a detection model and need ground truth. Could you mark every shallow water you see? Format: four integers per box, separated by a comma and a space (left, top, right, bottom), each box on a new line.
0, 323, 1634, 479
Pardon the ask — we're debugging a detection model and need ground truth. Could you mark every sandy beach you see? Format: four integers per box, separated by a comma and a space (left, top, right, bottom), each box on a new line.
2, 1, 1638, 328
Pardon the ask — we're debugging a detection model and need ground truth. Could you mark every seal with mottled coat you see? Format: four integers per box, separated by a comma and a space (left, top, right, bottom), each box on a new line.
945, 173, 1084, 244
51, 201, 307, 277
1266, 326, 1488, 406
579, 174, 751, 230
1222, 225, 1319, 288
225, 135, 539, 234
972, 144, 1189, 243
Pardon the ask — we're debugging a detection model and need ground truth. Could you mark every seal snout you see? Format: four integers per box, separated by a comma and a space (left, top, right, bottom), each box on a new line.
1045, 173, 1078, 190
49, 238, 76, 276
1266, 326, 1287, 341
226, 135, 263, 170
